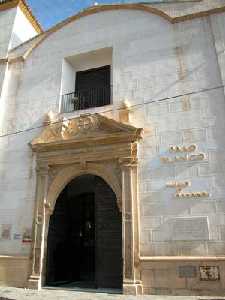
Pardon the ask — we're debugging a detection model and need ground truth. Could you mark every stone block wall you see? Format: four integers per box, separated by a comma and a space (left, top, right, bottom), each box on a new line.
0, 256, 29, 288
137, 90, 225, 257
141, 259, 225, 296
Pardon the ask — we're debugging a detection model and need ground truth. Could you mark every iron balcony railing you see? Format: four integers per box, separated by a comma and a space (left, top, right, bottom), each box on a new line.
61, 86, 111, 113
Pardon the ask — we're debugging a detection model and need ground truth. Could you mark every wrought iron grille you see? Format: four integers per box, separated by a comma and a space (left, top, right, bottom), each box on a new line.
61, 86, 111, 113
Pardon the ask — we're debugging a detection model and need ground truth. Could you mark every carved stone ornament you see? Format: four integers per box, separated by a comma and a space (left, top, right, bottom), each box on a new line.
31, 113, 143, 152
28, 113, 144, 294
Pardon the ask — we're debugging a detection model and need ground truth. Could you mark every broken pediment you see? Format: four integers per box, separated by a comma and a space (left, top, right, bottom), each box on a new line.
31, 113, 143, 152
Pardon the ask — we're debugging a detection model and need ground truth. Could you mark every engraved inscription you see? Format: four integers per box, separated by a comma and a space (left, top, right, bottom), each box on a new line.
200, 266, 220, 281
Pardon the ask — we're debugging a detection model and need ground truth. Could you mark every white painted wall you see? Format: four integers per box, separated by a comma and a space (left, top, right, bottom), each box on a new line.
0, 9, 225, 262
60, 59, 75, 96
9, 6, 38, 50
0, 7, 16, 57
67, 47, 112, 72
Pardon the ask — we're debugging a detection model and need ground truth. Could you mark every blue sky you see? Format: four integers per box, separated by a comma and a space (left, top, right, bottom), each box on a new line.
26, 0, 160, 30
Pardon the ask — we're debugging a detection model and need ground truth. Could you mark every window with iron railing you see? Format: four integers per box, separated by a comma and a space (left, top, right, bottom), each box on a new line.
61, 65, 111, 113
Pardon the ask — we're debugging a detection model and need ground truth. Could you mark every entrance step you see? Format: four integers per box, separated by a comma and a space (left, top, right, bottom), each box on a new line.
1, 287, 225, 300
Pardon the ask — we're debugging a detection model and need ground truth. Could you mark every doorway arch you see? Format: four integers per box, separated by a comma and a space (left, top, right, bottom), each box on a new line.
45, 174, 122, 289
28, 113, 143, 294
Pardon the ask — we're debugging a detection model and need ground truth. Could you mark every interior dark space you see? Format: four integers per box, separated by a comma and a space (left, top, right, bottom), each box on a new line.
46, 174, 122, 290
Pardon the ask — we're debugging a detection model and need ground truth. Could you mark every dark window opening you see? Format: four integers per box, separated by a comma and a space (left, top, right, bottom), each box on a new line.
62, 65, 111, 112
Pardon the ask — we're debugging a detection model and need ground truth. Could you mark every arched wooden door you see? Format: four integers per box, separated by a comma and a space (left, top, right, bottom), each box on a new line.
46, 174, 122, 289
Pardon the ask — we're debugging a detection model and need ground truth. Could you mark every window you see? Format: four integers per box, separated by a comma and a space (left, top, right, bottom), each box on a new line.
60, 48, 112, 113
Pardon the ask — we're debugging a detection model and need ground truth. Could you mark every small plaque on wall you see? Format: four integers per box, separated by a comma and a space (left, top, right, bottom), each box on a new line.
200, 266, 220, 281
0, 224, 12, 240
22, 228, 32, 243
178, 266, 197, 278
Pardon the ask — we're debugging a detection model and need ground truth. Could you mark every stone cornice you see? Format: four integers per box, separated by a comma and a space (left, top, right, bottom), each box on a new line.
140, 256, 225, 261
0, 56, 24, 64
0, 255, 29, 260
0, 58, 8, 64
0, 0, 17, 11
31, 113, 143, 153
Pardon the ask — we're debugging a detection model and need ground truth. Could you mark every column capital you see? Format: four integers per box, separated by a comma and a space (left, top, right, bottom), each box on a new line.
119, 157, 138, 169
36, 164, 49, 176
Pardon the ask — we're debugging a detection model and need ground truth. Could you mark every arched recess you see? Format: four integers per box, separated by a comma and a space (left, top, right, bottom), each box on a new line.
28, 113, 143, 295
46, 163, 122, 213
45, 173, 122, 288
41, 163, 123, 287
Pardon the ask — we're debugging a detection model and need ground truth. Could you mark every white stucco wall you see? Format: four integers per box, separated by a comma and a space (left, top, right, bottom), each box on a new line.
9, 6, 38, 50
0, 7, 16, 57
0, 8, 225, 261
0, 5, 38, 126
60, 59, 75, 96
0, 7, 16, 98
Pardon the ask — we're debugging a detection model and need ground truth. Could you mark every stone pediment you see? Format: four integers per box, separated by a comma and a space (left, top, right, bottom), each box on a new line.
31, 113, 142, 152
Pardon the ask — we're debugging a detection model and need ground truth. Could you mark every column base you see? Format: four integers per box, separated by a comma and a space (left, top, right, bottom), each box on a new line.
28, 275, 41, 290
123, 281, 143, 295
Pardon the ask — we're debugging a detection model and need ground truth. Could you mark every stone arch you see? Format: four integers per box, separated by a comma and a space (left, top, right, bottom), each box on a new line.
47, 163, 122, 214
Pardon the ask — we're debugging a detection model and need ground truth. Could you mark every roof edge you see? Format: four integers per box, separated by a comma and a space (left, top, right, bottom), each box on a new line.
0, 0, 18, 11
0, 0, 43, 33
18, 0, 43, 34
7, 2, 225, 61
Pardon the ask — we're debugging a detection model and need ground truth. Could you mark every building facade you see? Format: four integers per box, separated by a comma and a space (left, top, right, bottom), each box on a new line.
1, 0, 225, 295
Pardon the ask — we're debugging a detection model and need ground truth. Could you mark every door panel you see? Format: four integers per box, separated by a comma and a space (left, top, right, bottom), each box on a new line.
95, 180, 122, 289
75, 65, 111, 108
46, 175, 122, 290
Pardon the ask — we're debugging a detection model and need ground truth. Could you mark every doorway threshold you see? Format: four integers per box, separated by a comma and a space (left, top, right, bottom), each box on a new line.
43, 285, 122, 294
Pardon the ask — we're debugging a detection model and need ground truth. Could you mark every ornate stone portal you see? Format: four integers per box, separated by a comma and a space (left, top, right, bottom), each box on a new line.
28, 113, 143, 295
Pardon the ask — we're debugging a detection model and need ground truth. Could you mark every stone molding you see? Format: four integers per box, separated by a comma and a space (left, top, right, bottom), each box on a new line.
140, 256, 225, 261
0, 255, 29, 260
28, 113, 143, 294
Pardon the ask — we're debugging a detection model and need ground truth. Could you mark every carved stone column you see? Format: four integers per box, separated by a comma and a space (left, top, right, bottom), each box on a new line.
120, 157, 143, 295
28, 165, 49, 290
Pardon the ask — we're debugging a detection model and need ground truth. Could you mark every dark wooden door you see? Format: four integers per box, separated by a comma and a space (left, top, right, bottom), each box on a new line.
46, 175, 122, 289
75, 65, 110, 108
69, 193, 95, 283
95, 180, 122, 289
46, 191, 95, 285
